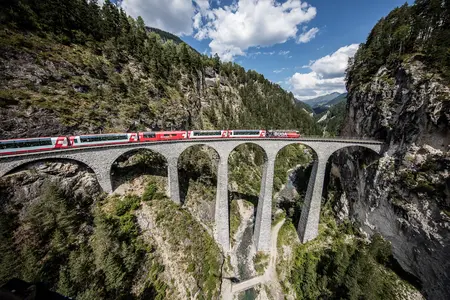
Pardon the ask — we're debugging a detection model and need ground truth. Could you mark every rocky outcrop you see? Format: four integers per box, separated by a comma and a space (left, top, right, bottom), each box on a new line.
342, 60, 449, 151
0, 161, 101, 205
336, 54, 450, 299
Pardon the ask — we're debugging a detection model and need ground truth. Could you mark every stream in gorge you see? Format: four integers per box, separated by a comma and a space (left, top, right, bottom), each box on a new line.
232, 167, 303, 299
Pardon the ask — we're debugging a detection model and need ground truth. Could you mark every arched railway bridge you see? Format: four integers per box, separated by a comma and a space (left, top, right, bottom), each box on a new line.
0, 137, 384, 252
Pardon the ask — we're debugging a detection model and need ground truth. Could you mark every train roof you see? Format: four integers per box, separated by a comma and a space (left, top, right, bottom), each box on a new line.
0, 136, 57, 142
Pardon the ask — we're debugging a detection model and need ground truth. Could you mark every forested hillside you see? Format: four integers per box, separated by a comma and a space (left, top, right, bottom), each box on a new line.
0, 0, 319, 139
0, 1, 320, 299
347, 0, 450, 88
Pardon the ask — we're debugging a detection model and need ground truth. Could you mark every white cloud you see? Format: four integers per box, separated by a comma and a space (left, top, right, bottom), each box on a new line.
194, 0, 210, 13
279, 50, 290, 55
121, 0, 201, 35
273, 68, 287, 73
297, 27, 319, 44
195, 0, 317, 61
309, 44, 359, 78
289, 44, 359, 99
248, 50, 276, 58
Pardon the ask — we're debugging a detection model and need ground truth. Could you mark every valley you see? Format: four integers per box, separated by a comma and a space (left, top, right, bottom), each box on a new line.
0, 0, 449, 300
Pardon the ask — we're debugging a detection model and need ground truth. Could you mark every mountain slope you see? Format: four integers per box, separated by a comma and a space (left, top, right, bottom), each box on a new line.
302, 92, 341, 108
314, 100, 347, 136
337, 1, 450, 298
0, 1, 320, 138
325, 92, 347, 106
0, 2, 321, 299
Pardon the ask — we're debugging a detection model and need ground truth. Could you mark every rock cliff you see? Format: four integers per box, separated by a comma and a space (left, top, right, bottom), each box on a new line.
336, 2, 450, 298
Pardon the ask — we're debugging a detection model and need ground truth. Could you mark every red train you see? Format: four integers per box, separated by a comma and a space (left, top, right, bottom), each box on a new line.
0, 130, 300, 156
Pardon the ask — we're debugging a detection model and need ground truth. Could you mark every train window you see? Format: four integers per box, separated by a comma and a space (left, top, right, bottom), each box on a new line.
0, 139, 52, 149
233, 130, 260, 135
193, 131, 222, 136
143, 133, 156, 138
80, 135, 128, 143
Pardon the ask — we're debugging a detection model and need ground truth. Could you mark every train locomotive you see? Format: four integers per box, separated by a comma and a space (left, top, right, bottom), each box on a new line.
0, 130, 301, 156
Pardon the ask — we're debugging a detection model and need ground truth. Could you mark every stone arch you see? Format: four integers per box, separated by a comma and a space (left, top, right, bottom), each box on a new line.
328, 143, 382, 159
272, 142, 318, 227
322, 144, 383, 207
0, 157, 106, 192
228, 142, 268, 202
108, 146, 168, 171
177, 144, 221, 205
2, 157, 97, 178
295, 142, 383, 243
177, 144, 221, 235
227, 142, 269, 252
109, 147, 168, 192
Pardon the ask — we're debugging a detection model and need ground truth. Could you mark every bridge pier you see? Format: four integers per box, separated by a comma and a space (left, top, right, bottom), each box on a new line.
215, 158, 230, 252
0, 140, 383, 250
254, 153, 276, 252
166, 155, 181, 205
297, 156, 328, 242
97, 169, 113, 194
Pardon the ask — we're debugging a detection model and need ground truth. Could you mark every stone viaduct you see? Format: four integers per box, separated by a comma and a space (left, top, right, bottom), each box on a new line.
0, 138, 383, 252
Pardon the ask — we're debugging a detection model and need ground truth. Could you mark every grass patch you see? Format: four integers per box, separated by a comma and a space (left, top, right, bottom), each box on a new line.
253, 252, 269, 275
147, 199, 223, 299
230, 200, 241, 244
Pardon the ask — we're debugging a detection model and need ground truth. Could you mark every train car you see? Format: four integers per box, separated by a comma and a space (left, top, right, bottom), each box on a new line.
138, 131, 187, 142
69, 133, 137, 147
267, 130, 301, 138
0, 136, 69, 156
228, 130, 266, 138
187, 130, 228, 139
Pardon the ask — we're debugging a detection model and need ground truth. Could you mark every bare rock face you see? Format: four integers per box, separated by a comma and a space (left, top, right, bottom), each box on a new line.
336, 59, 450, 299
0, 161, 102, 208
342, 60, 449, 151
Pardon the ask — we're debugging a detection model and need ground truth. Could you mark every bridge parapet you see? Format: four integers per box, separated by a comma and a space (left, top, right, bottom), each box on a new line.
0, 138, 384, 252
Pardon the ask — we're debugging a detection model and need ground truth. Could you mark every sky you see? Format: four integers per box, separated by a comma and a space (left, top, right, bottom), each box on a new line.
116, 0, 413, 100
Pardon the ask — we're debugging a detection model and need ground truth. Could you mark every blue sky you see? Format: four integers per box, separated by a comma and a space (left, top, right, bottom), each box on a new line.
118, 0, 413, 99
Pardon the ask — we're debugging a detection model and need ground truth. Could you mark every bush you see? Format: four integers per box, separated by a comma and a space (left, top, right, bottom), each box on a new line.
142, 183, 157, 201
115, 195, 140, 216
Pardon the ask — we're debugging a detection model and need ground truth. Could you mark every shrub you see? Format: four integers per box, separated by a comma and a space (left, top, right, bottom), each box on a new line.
142, 183, 157, 202
115, 195, 140, 216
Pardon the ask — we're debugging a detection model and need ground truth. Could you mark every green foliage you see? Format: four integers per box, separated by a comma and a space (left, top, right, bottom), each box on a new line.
114, 194, 140, 216
274, 144, 311, 193
0, 181, 166, 299
253, 252, 269, 275
0, 0, 319, 135
281, 201, 403, 300
148, 199, 222, 299
229, 144, 265, 196
317, 100, 348, 137
289, 235, 398, 300
230, 200, 242, 244
347, 1, 450, 87
142, 182, 158, 201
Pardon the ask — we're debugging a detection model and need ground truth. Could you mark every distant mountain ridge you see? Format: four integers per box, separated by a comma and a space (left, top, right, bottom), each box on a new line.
297, 92, 347, 115
302, 92, 342, 108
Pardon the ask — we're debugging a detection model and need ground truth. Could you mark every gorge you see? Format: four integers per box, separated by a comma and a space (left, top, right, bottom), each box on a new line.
0, 0, 449, 299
